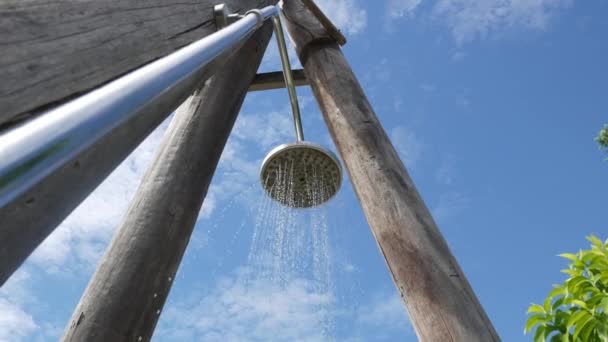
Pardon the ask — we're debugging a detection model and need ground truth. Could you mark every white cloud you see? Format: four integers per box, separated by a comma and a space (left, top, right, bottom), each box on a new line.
232, 111, 294, 150
390, 126, 424, 169
432, 191, 469, 224
315, 0, 368, 35
156, 268, 412, 341
356, 292, 412, 338
387, 0, 574, 44
434, 0, 573, 44
0, 270, 39, 342
156, 271, 333, 341
388, 0, 424, 18
0, 299, 38, 342
436, 155, 457, 185
29, 117, 171, 273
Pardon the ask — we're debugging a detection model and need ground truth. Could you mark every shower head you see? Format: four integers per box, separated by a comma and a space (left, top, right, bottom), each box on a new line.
260, 141, 342, 208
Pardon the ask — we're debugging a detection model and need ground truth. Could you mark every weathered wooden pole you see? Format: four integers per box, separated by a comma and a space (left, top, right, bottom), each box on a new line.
0, 0, 275, 286
61, 23, 274, 342
0, 0, 275, 126
282, 2, 500, 341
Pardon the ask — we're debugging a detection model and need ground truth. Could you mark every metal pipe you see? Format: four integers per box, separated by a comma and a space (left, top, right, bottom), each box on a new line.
0, 5, 279, 209
272, 15, 305, 142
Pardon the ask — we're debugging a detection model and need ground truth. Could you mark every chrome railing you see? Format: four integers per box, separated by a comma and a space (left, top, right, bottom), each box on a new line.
0, 5, 278, 208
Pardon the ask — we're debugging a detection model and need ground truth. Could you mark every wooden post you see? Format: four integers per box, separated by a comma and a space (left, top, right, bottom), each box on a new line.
0, 0, 274, 286
61, 23, 274, 342
0, 0, 274, 126
282, 2, 500, 341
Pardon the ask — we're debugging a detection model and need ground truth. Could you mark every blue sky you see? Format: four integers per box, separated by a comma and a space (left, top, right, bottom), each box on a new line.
1, 0, 607, 341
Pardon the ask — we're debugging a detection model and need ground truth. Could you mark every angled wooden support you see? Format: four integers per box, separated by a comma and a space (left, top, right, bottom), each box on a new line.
62, 22, 275, 342
0, 0, 275, 126
282, 1, 500, 341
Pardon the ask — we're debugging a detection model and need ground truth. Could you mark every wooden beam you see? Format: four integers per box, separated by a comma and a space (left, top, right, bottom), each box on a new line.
248, 69, 308, 91
0, 0, 274, 126
0, 12, 257, 286
282, 2, 500, 341
62, 22, 274, 342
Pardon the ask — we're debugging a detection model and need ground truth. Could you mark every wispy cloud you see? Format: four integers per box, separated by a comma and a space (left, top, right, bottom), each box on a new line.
436, 155, 457, 185
29, 118, 170, 274
0, 270, 38, 342
387, 0, 575, 44
156, 270, 333, 341
434, 0, 574, 44
432, 191, 470, 224
390, 126, 424, 169
315, 0, 368, 35
156, 268, 411, 341
388, 0, 424, 18
357, 292, 413, 333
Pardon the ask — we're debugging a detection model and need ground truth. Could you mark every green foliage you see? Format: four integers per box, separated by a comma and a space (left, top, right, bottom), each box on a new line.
597, 125, 608, 158
525, 236, 608, 341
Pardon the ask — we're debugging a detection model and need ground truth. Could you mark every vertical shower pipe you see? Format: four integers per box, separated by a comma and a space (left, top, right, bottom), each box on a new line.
272, 15, 305, 141
281, 1, 500, 341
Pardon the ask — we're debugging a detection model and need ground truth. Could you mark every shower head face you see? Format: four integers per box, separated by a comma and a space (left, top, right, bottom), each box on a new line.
260, 142, 342, 208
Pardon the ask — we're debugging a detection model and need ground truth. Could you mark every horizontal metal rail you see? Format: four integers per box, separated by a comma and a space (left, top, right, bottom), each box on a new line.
0, 5, 278, 208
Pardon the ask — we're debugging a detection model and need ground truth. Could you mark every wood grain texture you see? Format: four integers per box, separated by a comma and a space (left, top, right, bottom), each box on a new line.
61, 22, 274, 342
282, 2, 501, 341
0, 15, 249, 286
0, 0, 273, 126
249, 69, 307, 91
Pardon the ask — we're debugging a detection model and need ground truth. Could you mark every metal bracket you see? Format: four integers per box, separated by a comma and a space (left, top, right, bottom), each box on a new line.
214, 3, 243, 30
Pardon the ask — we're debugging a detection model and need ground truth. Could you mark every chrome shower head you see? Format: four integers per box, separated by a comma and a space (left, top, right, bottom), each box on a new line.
260, 141, 342, 208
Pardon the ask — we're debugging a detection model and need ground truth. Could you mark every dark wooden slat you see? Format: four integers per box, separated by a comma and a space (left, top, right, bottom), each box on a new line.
248, 69, 308, 91
282, 1, 500, 341
62, 21, 274, 342
0, 0, 274, 126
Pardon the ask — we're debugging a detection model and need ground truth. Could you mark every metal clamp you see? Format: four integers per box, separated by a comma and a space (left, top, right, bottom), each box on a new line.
244, 9, 265, 29
214, 4, 243, 30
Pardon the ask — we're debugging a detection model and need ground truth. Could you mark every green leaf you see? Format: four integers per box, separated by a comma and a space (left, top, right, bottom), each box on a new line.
562, 269, 581, 277
554, 310, 570, 327
550, 333, 562, 342
553, 298, 566, 312
581, 250, 596, 263
573, 315, 594, 341
570, 300, 588, 309
560, 253, 579, 262
567, 276, 588, 294
579, 319, 598, 342
529, 304, 546, 314
588, 235, 604, 249
600, 298, 608, 312
587, 293, 605, 307
548, 286, 565, 300
566, 310, 590, 333
526, 314, 547, 334
534, 325, 546, 342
